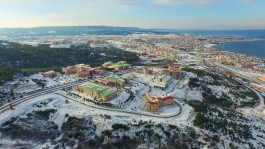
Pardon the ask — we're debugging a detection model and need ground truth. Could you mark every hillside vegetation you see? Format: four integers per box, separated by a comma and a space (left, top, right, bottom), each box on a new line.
0, 41, 139, 83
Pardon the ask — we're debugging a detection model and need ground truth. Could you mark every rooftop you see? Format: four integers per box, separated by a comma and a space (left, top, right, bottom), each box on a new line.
114, 63, 129, 67
100, 88, 117, 97
163, 75, 172, 82
79, 83, 105, 93
106, 75, 125, 83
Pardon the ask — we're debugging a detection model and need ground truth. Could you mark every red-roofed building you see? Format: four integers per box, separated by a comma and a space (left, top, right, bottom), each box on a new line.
62, 64, 103, 78
42, 71, 56, 78
144, 93, 174, 112
136, 67, 153, 75
148, 54, 157, 58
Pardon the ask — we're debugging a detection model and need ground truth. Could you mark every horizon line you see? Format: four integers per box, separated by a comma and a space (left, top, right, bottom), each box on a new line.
0, 25, 265, 31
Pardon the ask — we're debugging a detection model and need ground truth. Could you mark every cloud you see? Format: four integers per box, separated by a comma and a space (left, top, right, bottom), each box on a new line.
35, 14, 76, 19
108, 0, 217, 6
152, 0, 217, 5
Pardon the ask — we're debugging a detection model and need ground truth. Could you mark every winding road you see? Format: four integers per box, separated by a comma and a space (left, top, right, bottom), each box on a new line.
56, 91, 182, 118
0, 79, 184, 119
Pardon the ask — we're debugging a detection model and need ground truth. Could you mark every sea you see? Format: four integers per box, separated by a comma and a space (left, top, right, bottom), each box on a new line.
213, 40, 265, 58
174, 30, 265, 58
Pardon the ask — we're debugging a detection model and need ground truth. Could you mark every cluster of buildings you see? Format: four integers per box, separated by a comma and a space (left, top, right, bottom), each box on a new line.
196, 52, 218, 59
74, 82, 118, 101
144, 93, 174, 112
161, 66, 182, 80
135, 65, 181, 90
197, 51, 265, 74
62, 64, 103, 77
253, 64, 265, 72
95, 75, 125, 87
250, 82, 265, 93
102, 61, 130, 71
139, 45, 177, 60
217, 52, 263, 69
75, 75, 126, 101
136, 67, 153, 75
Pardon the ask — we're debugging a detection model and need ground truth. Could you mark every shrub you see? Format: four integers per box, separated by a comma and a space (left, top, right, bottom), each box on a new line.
188, 100, 207, 112
2, 117, 17, 127
35, 109, 57, 119
112, 124, 129, 131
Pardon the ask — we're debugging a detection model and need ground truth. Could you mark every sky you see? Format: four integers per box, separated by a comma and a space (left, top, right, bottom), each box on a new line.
0, 0, 264, 29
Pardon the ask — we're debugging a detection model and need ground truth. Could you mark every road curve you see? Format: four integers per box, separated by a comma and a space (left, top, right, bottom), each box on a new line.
0, 77, 183, 119
242, 83, 264, 110
56, 92, 182, 118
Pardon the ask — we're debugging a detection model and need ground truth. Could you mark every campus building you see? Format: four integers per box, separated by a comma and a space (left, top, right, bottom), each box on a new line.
42, 70, 56, 78
136, 67, 153, 75
154, 75, 172, 90
105, 75, 125, 87
74, 82, 118, 101
94, 78, 111, 86
161, 65, 182, 80
102, 61, 130, 71
62, 64, 103, 77
144, 93, 174, 112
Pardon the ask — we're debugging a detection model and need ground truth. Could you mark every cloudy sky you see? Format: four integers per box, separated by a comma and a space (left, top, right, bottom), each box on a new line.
0, 0, 264, 29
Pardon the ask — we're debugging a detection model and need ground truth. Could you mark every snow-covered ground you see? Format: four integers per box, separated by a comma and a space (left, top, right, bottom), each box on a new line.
168, 72, 204, 101
0, 92, 193, 148
13, 79, 41, 94
207, 85, 229, 98
29, 73, 58, 87
0, 93, 192, 126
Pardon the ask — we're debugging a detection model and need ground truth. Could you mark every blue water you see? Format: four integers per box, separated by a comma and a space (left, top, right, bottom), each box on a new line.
173, 30, 265, 39
214, 40, 265, 58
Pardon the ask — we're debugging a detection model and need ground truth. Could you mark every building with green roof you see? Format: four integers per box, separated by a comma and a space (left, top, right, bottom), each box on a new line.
102, 61, 129, 71
74, 82, 118, 101
99, 88, 118, 101
105, 75, 125, 87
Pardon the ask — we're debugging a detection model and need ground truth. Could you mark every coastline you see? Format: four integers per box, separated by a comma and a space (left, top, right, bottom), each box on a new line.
212, 39, 265, 60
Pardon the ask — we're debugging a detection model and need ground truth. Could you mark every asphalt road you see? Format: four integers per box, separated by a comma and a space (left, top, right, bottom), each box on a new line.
0, 79, 90, 113
57, 92, 182, 118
